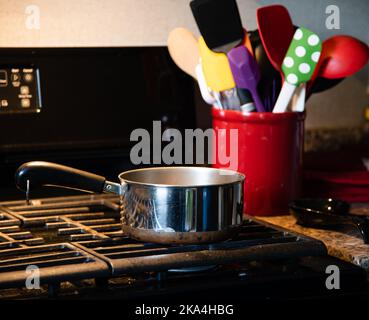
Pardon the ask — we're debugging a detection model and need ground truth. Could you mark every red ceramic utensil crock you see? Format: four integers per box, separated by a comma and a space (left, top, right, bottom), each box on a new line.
212, 109, 305, 216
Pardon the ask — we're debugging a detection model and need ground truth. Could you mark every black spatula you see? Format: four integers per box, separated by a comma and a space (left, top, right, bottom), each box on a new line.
190, 0, 244, 54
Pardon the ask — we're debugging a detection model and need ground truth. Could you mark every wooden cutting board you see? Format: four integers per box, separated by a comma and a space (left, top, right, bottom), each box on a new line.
256, 204, 369, 270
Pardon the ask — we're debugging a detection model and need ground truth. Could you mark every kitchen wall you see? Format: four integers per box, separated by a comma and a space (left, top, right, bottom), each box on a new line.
0, 0, 368, 130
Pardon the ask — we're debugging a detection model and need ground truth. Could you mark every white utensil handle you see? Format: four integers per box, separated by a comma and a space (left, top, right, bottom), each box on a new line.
273, 82, 296, 113
240, 102, 256, 113
292, 84, 306, 112
196, 62, 218, 106
219, 88, 240, 110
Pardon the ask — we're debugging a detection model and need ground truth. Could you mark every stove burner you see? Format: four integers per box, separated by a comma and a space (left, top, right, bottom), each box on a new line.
0, 193, 345, 300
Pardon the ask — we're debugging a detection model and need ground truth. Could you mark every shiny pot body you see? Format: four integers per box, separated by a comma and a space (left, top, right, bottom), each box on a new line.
120, 181, 243, 244
118, 166, 244, 243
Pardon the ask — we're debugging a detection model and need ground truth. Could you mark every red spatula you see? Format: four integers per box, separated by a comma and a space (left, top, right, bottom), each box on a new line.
307, 35, 369, 96
256, 4, 295, 83
317, 35, 369, 79
256, 5, 295, 110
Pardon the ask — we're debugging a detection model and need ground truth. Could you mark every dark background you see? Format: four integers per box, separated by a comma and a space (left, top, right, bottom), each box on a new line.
0, 47, 197, 196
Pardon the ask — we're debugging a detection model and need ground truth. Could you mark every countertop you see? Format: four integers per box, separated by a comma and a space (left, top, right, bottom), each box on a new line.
257, 209, 369, 271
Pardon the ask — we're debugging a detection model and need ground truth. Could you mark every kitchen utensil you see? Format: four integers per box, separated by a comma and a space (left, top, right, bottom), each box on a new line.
273, 27, 322, 113
167, 28, 222, 107
237, 88, 256, 112
294, 35, 361, 109
248, 30, 282, 111
199, 37, 241, 110
198, 36, 235, 92
291, 84, 306, 112
306, 35, 369, 96
316, 35, 369, 79
167, 27, 199, 79
189, 0, 257, 108
256, 5, 297, 111
228, 45, 265, 112
289, 198, 369, 244
195, 62, 219, 106
242, 28, 254, 56
274, 35, 366, 109
257, 3, 309, 113
217, 88, 241, 110
15, 161, 245, 245
310, 77, 344, 94
256, 4, 295, 81
190, 0, 244, 54
197, 40, 240, 110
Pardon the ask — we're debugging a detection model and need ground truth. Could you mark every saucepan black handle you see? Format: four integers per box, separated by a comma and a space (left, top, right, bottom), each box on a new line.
15, 161, 107, 193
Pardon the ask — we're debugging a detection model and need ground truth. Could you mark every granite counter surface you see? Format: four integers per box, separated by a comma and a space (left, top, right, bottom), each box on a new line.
257, 214, 369, 271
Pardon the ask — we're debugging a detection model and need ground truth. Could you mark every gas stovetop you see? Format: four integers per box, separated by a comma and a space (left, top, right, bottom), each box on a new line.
0, 194, 367, 300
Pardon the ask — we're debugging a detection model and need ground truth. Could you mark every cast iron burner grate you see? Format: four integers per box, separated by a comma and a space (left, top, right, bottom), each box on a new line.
0, 194, 328, 295
74, 221, 327, 275
0, 213, 43, 249
0, 243, 109, 289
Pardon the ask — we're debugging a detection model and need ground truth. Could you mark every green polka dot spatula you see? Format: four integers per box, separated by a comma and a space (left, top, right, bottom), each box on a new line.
273, 27, 322, 113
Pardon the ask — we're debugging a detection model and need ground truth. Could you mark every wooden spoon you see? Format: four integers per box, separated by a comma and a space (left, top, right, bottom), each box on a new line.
167, 27, 199, 79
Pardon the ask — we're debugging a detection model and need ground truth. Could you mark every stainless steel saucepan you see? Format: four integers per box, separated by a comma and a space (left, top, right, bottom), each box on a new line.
15, 162, 245, 244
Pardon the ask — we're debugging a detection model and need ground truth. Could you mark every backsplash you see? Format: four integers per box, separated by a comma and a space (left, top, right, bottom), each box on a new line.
0, 0, 368, 131
305, 127, 365, 152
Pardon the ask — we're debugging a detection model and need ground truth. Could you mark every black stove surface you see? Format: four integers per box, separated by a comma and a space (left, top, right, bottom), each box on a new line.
0, 194, 367, 301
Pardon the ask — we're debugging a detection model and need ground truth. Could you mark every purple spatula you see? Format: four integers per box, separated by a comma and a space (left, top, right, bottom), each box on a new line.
228, 46, 265, 112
